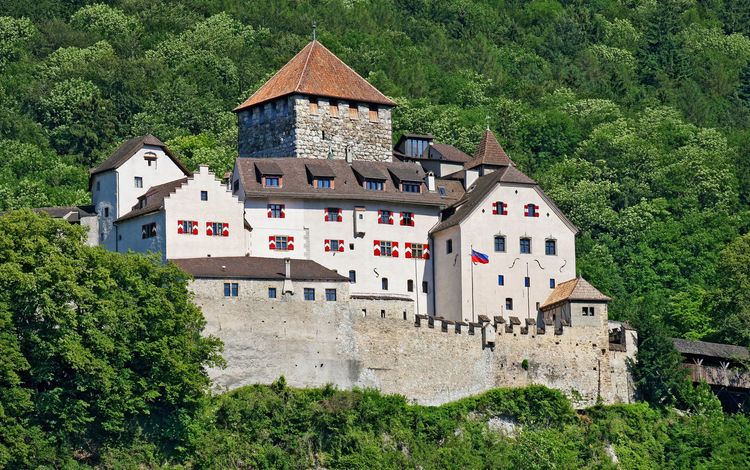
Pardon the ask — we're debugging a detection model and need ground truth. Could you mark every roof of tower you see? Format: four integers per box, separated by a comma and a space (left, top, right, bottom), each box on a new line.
234, 40, 396, 112
540, 277, 611, 310
464, 129, 513, 170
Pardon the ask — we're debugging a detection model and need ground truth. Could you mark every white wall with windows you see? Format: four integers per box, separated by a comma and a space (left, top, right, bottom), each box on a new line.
116, 211, 166, 258
434, 183, 577, 322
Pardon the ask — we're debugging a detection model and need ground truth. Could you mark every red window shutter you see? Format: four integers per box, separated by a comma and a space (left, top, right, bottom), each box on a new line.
337, 208, 342, 222
338, 240, 345, 252
193, 221, 198, 235
280, 205, 286, 218
267, 206, 272, 218
534, 204, 540, 217
324, 209, 329, 222
223, 223, 229, 236
424, 243, 430, 260
324, 239, 331, 252
373, 240, 381, 256
177, 220, 184, 234
405, 242, 412, 259
389, 212, 394, 225
524, 204, 529, 217
492, 202, 498, 215
206, 222, 213, 236
502, 202, 508, 215
400, 212, 405, 226
288, 236, 295, 250
377, 210, 383, 224
410, 213, 415, 226
268, 235, 275, 249
392, 241, 399, 257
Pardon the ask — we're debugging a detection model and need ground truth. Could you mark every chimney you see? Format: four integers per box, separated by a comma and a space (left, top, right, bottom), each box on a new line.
425, 171, 436, 192
283, 258, 294, 295
198, 164, 209, 175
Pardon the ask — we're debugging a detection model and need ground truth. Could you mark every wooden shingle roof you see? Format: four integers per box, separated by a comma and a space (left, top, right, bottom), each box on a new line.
540, 277, 611, 310
234, 40, 396, 112
465, 130, 513, 170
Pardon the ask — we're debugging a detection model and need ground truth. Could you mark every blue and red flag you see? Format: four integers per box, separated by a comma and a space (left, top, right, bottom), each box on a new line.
471, 249, 489, 264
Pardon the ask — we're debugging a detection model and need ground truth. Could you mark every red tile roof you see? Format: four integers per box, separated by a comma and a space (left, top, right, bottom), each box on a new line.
234, 40, 396, 112
465, 130, 513, 170
540, 277, 611, 310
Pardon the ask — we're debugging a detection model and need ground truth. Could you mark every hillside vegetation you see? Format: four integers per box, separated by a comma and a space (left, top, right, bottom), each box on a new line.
2, 0, 750, 344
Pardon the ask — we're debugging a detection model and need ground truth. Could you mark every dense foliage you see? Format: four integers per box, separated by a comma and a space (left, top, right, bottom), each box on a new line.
1, 0, 749, 344
0, 211, 223, 467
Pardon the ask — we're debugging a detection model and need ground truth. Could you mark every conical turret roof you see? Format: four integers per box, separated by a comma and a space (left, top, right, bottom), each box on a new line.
464, 129, 513, 170
234, 40, 396, 112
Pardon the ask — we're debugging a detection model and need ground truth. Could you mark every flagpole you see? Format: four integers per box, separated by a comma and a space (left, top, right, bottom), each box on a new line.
471, 245, 475, 323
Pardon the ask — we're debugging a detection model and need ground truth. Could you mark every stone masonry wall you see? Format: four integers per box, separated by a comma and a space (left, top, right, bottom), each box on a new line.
197, 289, 636, 407
238, 97, 296, 158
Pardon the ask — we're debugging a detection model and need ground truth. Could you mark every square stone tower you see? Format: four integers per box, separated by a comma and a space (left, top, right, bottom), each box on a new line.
234, 40, 395, 162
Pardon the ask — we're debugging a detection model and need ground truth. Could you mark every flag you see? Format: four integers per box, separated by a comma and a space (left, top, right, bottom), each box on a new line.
471, 249, 489, 264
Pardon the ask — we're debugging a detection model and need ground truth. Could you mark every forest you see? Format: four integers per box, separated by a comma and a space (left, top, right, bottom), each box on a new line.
1, 0, 750, 467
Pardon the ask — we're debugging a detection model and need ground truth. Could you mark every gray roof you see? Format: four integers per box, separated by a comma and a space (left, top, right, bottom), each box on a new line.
89, 135, 189, 188
429, 144, 471, 163
431, 165, 559, 233
540, 277, 611, 310
116, 177, 189, 222
305, 162, 336, 178
465, 130, 513, 170
235, 158, 461, 207
254, 160, 284, 175
35, 205, 96, 221
672, 338, 749, 360
172, 256, 348, 282
388, 165, 425, 183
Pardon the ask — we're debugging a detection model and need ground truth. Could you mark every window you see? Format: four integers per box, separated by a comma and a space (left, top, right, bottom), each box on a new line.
141, 222, 156, 239
401, 182, 420, 193
104, 207, 109, 218
524, 277, 531, 287
268, 204, 284, 218
134, 176, 143, 188
407, 279, 414, 292
268, 287, 277, 299
96, 181, 100, 191
493, 201, 508, 215
379, 210, 392, 224
494, 235, 506, 252
325, 288, 337, 301
400, 211, 414, 226
366, 179, 384, 191
233, 180, 239, 193
179, 220, 198, 235
527, 204, 536, 217
349, 105, 358, 119
309, 99, 318, 113
498, 275, 505, 286
438, 187, 447, 197
549, 278, 556, 289
348, 270, 356, 283
316, 177, 333, 189
379, 240, 393, 257
325, 207, 341, 222
329, 101, 339, 117
422, 281, 428, 293
382, 278, 389, 290
304, 288, 315, 301
520, 238, 531, 254
411, 243, 425, 259
545, 239, 557, 256
224, 283, 238, 297
505, 298, 513, 311
272, 235, 289, 250
446, 239, 453, 254
369, 106, 378, 122
264, 176, 280, 187
330, 239, 340, 252
208, 222, 228, 237
583, 306, 595, 316
200, 191, 208, 201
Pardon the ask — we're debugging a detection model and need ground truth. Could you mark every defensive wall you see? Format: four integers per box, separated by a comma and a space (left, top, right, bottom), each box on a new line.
196, 286, 637, 407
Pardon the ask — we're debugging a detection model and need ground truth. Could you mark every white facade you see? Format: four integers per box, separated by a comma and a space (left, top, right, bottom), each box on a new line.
242, 197, 436, 315
116, 166, 246, 261
92, 144, 187, 250
434, 183, 577, 322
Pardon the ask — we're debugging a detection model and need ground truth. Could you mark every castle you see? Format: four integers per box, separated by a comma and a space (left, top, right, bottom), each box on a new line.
45, 40, 637, 407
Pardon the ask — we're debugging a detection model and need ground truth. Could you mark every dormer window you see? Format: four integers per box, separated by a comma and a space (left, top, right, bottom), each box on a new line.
316, 177, 333, 189
263, 176, 280, 187
365, 179, 384, 191
401, 182, 420, 193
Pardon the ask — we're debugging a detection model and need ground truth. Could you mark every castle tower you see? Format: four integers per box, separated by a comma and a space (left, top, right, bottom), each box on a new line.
234, 40, 396, 162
